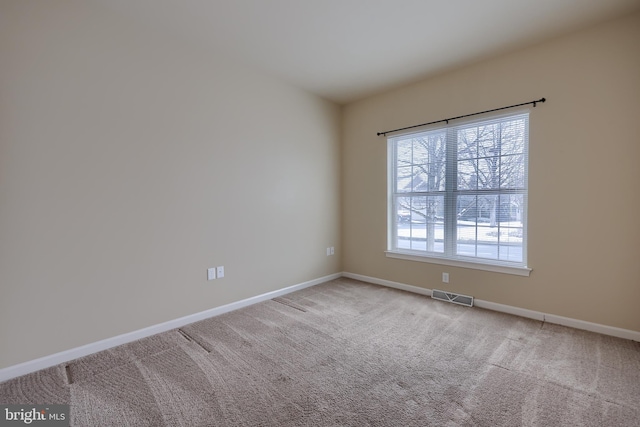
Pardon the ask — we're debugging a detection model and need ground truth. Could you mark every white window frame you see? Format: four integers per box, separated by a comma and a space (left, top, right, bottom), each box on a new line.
386, 110, 532, 276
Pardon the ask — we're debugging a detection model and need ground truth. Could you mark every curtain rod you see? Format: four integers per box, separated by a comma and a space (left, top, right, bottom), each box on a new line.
377, 97, 546, 137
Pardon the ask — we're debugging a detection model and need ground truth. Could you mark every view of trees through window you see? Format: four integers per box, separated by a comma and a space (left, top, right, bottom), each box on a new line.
390, 113, 528, 265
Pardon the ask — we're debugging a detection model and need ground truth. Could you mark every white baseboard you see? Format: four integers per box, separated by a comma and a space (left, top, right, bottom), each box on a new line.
0, 273, 341, 383
542, 313, 640, 341
342, 272, 432, 296
344, 272, 640, 342
473, 299, 545, 321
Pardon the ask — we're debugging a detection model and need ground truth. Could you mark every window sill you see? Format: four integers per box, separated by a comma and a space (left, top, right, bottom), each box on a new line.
385, 250, 532, 277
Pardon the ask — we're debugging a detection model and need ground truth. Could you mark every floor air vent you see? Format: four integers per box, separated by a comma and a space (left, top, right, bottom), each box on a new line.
431, 289, 474, 307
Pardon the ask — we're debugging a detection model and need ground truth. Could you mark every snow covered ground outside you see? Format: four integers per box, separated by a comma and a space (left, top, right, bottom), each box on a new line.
395, 221, 523, 261
396, 220, 523, 243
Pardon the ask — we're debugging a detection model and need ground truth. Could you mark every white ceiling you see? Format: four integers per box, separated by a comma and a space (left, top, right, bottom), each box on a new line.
93, 0, 640, 104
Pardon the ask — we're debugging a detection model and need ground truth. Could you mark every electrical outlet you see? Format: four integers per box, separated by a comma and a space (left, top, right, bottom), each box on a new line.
216, 266, 224, 278
330, 247, 334, 255
442, 272, 449, 283
326, 247, 331, 256
207, 268, 216, 280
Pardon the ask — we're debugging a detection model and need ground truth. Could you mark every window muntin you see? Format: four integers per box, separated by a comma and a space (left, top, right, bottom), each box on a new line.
389, 112, 528, 268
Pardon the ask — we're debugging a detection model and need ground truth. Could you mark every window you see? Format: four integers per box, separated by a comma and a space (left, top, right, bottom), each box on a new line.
387, 112, 530, 275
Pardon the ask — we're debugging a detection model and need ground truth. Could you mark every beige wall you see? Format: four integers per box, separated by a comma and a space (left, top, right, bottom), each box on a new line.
0, 0, 341, 369
343, 12, 640, 332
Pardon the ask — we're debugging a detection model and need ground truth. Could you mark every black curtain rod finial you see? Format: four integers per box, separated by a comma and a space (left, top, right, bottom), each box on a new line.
533, 97, 546, 107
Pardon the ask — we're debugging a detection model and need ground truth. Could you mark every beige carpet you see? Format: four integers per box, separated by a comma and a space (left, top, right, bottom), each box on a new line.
1, 278, 639, 426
